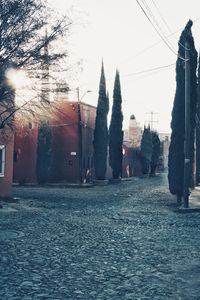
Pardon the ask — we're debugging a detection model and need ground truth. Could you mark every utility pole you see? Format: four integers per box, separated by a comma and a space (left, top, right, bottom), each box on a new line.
183, 41, 191, 208
76, 88, 92, 184
77, 87, 83, 184
145, 112, 159, 130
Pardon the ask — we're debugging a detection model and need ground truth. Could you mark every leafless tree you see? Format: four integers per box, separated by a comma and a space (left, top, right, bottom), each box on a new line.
0, 0, 71, 131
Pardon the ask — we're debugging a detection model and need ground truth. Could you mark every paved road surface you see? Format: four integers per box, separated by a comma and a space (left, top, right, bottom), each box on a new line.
0, 173, 200, 300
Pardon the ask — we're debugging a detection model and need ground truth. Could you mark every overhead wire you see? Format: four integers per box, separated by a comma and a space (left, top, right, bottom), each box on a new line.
119, 16, 200, 65
141, 0, 170, 39
135, 0, 186, 61
123, 63, 175, 77
122, 64, 175, 85
66, 3, 200, 89
150, 0, 189, 50
150, 0, 172, 33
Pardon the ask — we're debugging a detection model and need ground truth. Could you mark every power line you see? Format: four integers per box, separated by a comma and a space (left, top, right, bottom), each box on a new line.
136, 0, 185, 61
149, 0, 189, 51
150, 0, 172, 33
123, 63, 175, 77
141, 0, 169, 39
119, 16, 200, 65
74, 60, 175, 91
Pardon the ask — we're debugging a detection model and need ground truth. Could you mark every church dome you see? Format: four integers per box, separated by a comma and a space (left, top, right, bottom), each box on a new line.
130, 114, 136, 120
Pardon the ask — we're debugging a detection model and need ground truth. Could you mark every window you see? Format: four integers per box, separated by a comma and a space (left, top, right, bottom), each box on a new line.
0, 145, 5, 177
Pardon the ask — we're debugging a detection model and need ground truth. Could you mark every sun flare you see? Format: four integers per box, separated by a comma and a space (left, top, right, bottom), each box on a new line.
6, 68, 30, 89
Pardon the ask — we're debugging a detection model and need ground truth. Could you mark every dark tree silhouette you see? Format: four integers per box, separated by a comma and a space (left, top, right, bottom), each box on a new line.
93, 62, 109, 180
36, 120, 52, 184
140, 126, 152, 175
109, 70, 123, 179
168, 20, 197, 203
150, 131, 160, 175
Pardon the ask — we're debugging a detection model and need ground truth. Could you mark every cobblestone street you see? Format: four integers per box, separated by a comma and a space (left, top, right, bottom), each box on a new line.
0, 173, 200, 300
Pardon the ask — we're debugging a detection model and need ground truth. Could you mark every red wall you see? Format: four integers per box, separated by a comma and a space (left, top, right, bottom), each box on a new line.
13, 100, 96, 184
80, 103, 96, 182
50, 101, 79, 183
0, 134, 14, 198
50, 100, 96, 183
122, 145, 142, 178
13, 123, 38, 183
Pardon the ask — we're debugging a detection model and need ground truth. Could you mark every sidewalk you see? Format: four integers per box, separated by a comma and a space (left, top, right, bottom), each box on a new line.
189, 186, 200, 208
177, 186, 200, 212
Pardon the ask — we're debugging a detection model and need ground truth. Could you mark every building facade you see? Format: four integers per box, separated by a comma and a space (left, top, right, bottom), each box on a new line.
124, 115, 143, 148
13, 120, 38, 184
158, 133, 170, 171
49, 100, 96, 183
13, 99, 96, 184
0, 121, 14, 198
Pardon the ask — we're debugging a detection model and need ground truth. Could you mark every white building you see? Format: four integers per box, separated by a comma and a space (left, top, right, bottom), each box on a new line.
124, 115, 143, 148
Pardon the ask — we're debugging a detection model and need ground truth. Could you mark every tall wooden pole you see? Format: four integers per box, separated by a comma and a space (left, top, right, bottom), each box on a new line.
183, 41, 191, 208
77, 87, 83, 184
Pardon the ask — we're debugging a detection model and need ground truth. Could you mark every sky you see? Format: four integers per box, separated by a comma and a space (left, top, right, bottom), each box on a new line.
47, 0, 200, 133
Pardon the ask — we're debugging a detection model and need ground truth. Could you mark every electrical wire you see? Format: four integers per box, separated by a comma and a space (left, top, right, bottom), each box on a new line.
123, 63, 175, 77
123, 63, 175, 84
136, 0, 186, 61
150, 0, 172, 33
119, 16, 200, 65
141, 0, 169, 39
149, 0, 190, 50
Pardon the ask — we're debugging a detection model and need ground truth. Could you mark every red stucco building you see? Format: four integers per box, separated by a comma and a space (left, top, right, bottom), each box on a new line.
0, 103, 14, 198
0, 132, 14, 198
13, 99, 96, 184
49, 100, 96, 183
13, 121, 38, 184
13, 99, 144, 184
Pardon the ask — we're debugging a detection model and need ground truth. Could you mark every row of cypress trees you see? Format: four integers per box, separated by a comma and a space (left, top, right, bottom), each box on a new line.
93, 63, 123, 181
168, 20, 198, 203
140, 126, 160, 176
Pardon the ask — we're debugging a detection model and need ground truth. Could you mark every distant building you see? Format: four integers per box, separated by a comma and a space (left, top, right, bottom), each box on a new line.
122, 115, 143, 178
124, 115, 142, 147
122, 142, 142, 178
158, 132, 170, 170
158, 132, 170, 142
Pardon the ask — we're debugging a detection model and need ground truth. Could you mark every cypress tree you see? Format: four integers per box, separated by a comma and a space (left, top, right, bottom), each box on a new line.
168, 20, 197, 203
109, 70, 123, 179
140, 126, 152, 175
93, 62, 109, 180
150, 131, 160, 175
36, 121, 52, 184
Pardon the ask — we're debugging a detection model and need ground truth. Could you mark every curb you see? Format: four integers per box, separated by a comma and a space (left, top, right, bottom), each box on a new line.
174, 207, 200, 213
13, 183, 94, 188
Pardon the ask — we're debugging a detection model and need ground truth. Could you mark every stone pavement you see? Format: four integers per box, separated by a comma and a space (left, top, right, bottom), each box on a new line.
189, 186, 200, 208
0, 173, 200, 300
